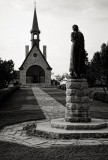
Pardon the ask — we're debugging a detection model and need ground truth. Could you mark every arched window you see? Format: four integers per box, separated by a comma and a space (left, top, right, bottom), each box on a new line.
34, 34, 37, 39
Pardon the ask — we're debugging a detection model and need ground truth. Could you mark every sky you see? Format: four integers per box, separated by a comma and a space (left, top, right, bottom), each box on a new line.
0, 0, 108, 76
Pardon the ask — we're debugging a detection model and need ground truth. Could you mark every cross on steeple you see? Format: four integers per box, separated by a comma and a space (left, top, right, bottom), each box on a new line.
34, 0, 36, 9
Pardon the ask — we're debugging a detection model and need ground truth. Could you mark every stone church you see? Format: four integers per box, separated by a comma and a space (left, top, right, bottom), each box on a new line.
19, 6, 52, 87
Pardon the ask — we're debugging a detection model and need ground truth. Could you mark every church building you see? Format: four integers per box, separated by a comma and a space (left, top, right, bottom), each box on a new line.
19, 6, 52, 87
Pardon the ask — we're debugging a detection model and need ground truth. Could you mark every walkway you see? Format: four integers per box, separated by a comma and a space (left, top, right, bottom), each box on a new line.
32, 87, 65, 120
0, 87, 108, 148
1, 120, 108, 148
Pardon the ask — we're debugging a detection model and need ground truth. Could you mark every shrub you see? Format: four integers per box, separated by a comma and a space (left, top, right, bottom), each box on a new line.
61, 84, 66, 90
13, 81, 19, 86
23, 123, 37, 136
93, 92, 108, 103
57, 85, 61, 89
57, 84, 66, 90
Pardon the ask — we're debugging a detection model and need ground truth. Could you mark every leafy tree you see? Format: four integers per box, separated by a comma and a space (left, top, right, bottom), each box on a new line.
86, 43, 108, 93
100, 43, 108, 91
62, 73, 70, 79
0, 58, 15, 88
85, 50, 89, 66
84, 51, 95, 86
55, 74, 62, 81
90, 52, 103, 84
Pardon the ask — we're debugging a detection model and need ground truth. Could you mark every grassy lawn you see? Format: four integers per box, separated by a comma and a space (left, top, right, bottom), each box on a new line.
0, 87, 45, 129
0, 87, 108, 160
42, 87, 108, 119
0, 87, 108, 130
0, 141, 108, 160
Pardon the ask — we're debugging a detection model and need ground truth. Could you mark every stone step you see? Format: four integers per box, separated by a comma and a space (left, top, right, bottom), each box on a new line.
32, 119, 108, 139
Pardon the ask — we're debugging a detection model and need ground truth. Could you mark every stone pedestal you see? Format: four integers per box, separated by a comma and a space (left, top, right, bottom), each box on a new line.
26, 78, 108, 139
65, 78, 91, 122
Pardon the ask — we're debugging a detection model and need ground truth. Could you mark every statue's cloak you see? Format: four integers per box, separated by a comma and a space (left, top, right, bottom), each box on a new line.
69, 31, 85, 76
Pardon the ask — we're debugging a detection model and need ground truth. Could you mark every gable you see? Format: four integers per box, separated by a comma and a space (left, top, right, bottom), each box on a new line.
19, 45, 52, 71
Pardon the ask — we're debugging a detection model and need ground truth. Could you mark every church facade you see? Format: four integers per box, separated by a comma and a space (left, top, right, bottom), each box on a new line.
19, 6, 52, 87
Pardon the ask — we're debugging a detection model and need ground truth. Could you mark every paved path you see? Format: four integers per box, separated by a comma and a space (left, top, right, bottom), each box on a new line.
1, 120, 108, 148
0, 87, 108, 148
32, 87, 65, 120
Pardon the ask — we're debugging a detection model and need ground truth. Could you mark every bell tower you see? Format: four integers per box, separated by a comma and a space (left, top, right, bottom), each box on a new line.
30, 4, 40, 48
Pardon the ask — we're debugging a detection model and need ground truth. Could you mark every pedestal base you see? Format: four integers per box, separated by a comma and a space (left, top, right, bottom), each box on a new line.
65, 117, 91, 123
51, 118, 107, 130
65, 78, 91, 122
33, 119, 108, 139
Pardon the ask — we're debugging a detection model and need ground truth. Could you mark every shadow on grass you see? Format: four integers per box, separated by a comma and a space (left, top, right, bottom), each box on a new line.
0, 141, 108, 160
0, 88, 46, 129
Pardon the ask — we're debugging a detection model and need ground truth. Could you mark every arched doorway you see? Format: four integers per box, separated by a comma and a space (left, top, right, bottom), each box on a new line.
26, 65, 45, 83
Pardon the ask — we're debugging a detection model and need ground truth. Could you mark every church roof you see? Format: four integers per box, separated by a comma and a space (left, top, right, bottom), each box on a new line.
19, 45, 52, 71
30, 7, 40, 33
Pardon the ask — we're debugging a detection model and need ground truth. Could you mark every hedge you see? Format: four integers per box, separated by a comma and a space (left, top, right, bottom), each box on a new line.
92, 92, 108, 103
0, 86, 20, 103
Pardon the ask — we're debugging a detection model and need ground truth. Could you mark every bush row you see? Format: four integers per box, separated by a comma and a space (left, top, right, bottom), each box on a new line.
57, 83, 108, 104
57, 85, 108, 104
93, 92, 108, 103
0, 86, 20, 103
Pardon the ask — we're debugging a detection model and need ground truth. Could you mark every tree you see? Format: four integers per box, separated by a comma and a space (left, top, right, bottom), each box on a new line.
100, 43, 108, 91
86, 43, 108, 93
55, 74, 62, 81
61, 73, 70, 79
84, 51, 96, 86
91, 52, 103, 84
0, 58, 15, 88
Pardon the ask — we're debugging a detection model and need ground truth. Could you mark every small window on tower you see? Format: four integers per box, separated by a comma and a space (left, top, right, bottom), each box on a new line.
34, 34, 37, 39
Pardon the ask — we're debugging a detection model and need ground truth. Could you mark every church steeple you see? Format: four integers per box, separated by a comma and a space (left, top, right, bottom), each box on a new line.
30, 4, 40, 48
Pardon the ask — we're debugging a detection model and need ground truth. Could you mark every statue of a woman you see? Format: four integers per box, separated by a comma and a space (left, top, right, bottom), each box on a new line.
69, 25, 86, 78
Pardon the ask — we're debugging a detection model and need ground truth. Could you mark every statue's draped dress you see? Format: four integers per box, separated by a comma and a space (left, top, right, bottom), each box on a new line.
69, 31, 85, 76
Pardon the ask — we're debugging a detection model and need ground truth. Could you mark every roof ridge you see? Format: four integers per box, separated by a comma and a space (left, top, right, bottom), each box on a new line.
19, 45, 52, 71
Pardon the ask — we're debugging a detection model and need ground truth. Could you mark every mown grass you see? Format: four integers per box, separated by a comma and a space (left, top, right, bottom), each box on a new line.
0, 141, 108, 160
0, 87, 108, 129
0, 88, 45, 129
0, 87, 108, 160
42, 87, 108, 119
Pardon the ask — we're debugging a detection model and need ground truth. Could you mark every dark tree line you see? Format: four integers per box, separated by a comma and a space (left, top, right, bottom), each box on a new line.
0, 58, 15, 89
54, 43, 108, 93
0, 43, 106, 90
85, 43, 108, 92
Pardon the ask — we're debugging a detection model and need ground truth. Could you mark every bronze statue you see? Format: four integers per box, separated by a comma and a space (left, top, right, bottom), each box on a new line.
69, 25, 85, 78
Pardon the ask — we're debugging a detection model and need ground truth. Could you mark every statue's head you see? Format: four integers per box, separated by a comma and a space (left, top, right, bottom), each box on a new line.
72, 25, 79, 32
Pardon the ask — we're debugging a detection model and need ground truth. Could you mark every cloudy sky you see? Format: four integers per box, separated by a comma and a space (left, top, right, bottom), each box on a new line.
0, 0, 108, 75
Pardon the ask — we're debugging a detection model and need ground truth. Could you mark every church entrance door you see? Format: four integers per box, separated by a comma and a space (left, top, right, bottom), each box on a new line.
26, 65, 45, 84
